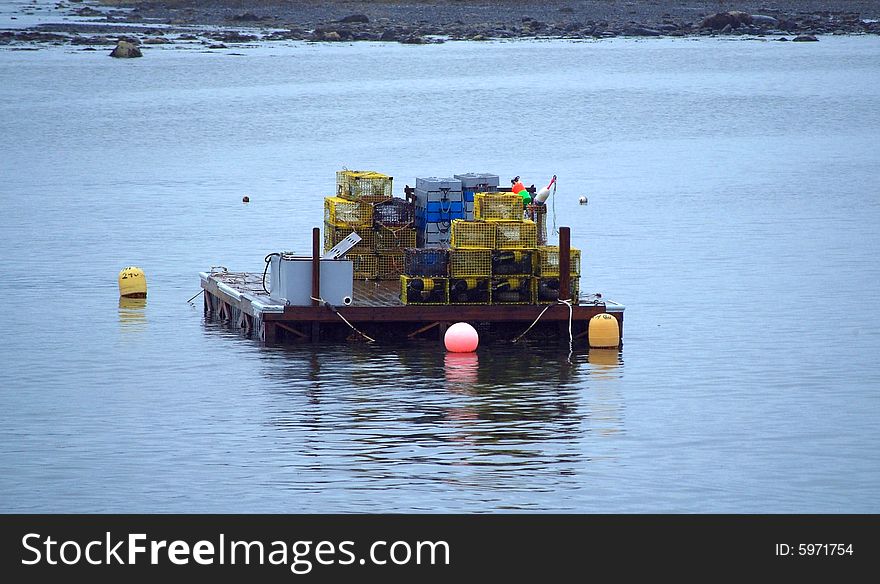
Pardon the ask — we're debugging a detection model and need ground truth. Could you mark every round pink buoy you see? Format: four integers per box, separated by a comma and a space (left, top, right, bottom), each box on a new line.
444, 322, 479, 353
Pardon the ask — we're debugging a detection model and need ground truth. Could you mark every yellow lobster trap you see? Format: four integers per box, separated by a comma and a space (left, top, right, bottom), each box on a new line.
474, 193, 524, 221
323, 223, 376, 255
491, 249, 536, 276
537, 246, 581, 276
376, 252, 406, 280
450, 219, 496, 249
449, 277, 491, 305
324, 196, 373, 229
449, 249, 491, 277
376, 226, 417, 252
495, 220, 537, 249
534, 276, 580, 304
336, 170, 393, 201
400, 276, 449, 305
491, 277, 535, 304
351, 255, 379, 280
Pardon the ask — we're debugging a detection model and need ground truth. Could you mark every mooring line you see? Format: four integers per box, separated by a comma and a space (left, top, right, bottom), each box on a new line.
310, 296, 376, 343
186, 289, 204, 304
512, 298, 573, 344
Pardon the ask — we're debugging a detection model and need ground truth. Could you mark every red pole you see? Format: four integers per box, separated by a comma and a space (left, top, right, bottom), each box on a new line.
312, 227, 321, 307
559, 226, 570, 301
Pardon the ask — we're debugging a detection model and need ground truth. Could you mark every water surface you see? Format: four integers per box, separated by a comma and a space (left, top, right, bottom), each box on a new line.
1, 36, 879, 512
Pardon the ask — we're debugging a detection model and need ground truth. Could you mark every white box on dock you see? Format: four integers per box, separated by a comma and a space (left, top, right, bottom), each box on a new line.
269, 254, 353, 306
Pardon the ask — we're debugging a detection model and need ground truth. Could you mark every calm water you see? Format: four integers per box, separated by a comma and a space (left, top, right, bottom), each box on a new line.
1, 35, 879, 512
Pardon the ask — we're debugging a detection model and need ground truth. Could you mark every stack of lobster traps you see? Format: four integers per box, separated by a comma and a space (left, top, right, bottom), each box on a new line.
399, 190, 581, 306
324, 170, 415, 280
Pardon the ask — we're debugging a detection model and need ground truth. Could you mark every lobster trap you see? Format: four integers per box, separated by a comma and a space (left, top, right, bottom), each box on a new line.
491, 277, 535, 304
373, 197, 415, 228
324, 196, 373, 228
376, 226, 417, 252
324, 223, 376, 255
376, 252, 406, 280
399, 276, 449, 305
474, 193, 524, 221
537, 246, 581, 276
404, 248, 449, 277
491, 250, 536, 276
449, 249, 491, 277
449, 277, 490, 305
450, 219, 496, 249
495, 220, 538, 249
336, 170, 393, 201
535, 276, 580, 304
351, 254, 379, 280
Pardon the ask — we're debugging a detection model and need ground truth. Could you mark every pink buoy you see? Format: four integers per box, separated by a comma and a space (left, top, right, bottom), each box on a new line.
444, 322, 479, 353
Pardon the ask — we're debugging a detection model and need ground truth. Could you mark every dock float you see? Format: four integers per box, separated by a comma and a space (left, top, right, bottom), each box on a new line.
199, 227, 624, 346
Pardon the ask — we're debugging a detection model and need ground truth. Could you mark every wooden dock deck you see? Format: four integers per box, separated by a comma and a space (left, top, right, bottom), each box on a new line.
200, 269, 624, 345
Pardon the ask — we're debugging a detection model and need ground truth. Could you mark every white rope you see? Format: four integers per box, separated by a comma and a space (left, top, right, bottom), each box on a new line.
310, 296, 376, 343
512, 298, 574, 344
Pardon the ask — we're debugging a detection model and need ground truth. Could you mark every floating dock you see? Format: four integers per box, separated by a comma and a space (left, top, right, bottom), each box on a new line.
200, 227, 624, 346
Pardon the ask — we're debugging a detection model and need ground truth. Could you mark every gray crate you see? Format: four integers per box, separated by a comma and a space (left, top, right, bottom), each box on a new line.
419, 221, 452, 248
416, 177, 462, 192
414, 188, 464, 205
454, 173, 500, 190
464, 201, 474, 220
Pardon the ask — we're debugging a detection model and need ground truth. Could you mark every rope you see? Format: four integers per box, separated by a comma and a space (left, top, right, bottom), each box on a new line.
186, 289, 203, 304
310, 296, 376, 343
512, 298, 574, 344
262, 253, 281, 295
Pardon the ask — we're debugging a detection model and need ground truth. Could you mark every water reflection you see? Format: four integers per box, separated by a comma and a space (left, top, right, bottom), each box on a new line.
250, 342, 627, 506
585, 349, 625, 438
117, 296, 146, 331
588, 348, 622, 368
444, 352, 479, 388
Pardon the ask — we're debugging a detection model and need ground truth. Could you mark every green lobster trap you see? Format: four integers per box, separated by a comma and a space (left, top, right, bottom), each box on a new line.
449, 249, 491, 277
536, 246, 581, 276
491, 249, 536, 276
449, 277, 490, 305
400, 276, 449, 305
323, 223, 376, 255
474, 193, 525, 221
336, 169, 393, 201
495, 220, 537, 249
450, 219, 496, 249
324, 196, 373, 228
534, 276, 580, 304
491, 277, 535, 304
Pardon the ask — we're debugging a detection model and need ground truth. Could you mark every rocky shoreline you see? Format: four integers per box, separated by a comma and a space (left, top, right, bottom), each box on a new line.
2, 1, 879, 52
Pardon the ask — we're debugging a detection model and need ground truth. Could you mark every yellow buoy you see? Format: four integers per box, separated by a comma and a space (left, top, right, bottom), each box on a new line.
118, 266, 147, 298
589, 313, 620, 348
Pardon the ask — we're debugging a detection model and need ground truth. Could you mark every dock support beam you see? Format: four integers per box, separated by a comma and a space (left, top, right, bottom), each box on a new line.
263, 321, 277, 345
559, 226, 571, 301
312, 227, 321, 307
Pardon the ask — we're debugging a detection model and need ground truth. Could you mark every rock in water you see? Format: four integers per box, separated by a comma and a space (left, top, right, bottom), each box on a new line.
792, 35, 819, 42
700, 11, 753, 30
110, 40, 142, 58
750, 15, 779, 28
339, 14, 369, 24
